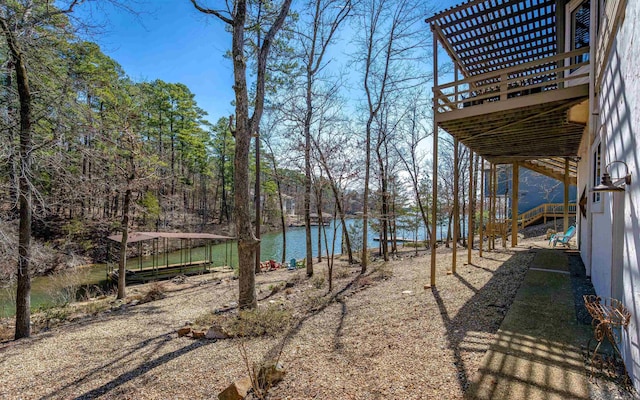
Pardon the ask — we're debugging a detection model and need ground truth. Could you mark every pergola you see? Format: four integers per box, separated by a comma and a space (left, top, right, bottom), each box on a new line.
426, 0, 588, 285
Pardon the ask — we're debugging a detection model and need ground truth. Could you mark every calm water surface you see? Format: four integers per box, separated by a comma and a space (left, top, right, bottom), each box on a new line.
1, 219, 459, 317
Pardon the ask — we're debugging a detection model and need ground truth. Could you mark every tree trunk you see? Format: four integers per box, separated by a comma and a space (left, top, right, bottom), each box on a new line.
220, 124, 229, 222
118, 187, 132, 299
390, 180, 397, 254
316, 184, 323, 262
255, 132, 262, 273
1, 19, 33, 340
277, 177, 286, 265
4, 59, 18, 209
304, 74, 314, 277
232, 0, 258, 309
264, 140, 287, 265
376, 143, 388, 261
471, 153, 479, 249
362, 116, 373, 272
333, 189, 353, 263
446, 211, 452, 247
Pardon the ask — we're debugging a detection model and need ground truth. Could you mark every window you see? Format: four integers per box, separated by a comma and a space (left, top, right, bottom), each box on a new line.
593, 142, 601, 203
570, 0, 590, 70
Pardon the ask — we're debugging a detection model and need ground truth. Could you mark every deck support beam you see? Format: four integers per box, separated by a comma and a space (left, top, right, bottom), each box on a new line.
490, 164, 497, 250
429, 26, 439, 288
564, 158, 570, 232
452, 139, 459, 274
468, 150, 474, 264
512, 162, 519, 246
479, 158, 484, 257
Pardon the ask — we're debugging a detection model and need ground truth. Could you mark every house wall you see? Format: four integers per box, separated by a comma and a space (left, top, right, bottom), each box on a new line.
593, 0, 640, 388
577, 128, 591, 275
590, 195, 612, 297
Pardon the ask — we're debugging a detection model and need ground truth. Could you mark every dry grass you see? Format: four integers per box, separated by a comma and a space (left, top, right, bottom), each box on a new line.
140, 282, 166, 304
196, 305, 294, 338
0, 239, 540, 399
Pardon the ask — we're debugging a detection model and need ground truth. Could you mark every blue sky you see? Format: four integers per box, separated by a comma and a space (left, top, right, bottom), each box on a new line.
73, 0, 461, 125
75, 1, 235, 123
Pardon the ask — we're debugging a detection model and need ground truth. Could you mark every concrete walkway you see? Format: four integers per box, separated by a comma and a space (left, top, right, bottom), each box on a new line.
467, 248, 594, 400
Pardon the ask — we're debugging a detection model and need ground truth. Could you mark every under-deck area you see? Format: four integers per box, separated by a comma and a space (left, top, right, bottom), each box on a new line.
426, 0, 590, 284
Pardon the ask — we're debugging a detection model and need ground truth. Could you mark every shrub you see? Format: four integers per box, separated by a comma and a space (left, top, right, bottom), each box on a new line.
196, 304, 293, 337
141, 283, 166, 303
348, 220, 363, 253
33, 304, 72, 327
46, 268, 90, 307
311, 274, 325, 289
334, 267, 351, 279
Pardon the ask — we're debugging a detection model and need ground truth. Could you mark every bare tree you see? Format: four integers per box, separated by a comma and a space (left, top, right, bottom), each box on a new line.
355, 0, 430, 272
191, 0, 292, 309
261, 132, 287, 265
311, 129, 359, 264
292, 0, 353, 277
394, 95, 432, 244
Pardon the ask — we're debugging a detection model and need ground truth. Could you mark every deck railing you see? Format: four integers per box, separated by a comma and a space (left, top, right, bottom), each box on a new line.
433, 47, 590, 113
484, 203, 577, 244
507, 202, 577, 229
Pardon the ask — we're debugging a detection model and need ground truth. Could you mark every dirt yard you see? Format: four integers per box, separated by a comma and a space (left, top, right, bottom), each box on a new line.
1, 240, 541, 399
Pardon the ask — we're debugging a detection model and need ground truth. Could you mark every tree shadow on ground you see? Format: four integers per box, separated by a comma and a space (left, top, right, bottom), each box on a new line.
260, 270, 368, 363
39, 331, 210, 400
431, 248, 529, 393
447, 247, 601, 399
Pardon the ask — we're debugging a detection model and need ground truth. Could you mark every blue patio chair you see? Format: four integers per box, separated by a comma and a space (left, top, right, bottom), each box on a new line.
549, 225, 576, 248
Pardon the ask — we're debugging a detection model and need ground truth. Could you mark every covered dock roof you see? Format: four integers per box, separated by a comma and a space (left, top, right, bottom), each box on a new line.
107, 232, 235, 244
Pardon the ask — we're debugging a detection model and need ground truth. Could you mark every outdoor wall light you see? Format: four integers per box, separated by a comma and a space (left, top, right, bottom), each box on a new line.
592, 161, 632, 192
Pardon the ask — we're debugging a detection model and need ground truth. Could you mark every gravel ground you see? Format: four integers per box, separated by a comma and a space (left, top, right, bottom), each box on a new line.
566, 251, 639, 400
0, 234, 635, 399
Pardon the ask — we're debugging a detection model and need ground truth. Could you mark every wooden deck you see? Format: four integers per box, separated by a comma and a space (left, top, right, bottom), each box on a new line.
433, 48, 589, 163
108, 261, 224, 284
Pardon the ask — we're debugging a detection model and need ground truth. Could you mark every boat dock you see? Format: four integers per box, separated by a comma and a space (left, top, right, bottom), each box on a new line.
106, 231, 235, 284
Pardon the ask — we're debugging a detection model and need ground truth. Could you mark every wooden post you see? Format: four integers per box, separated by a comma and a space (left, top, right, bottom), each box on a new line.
564, 158, 570, 233
429, 26, 439, 288
490, 164, 497, 250
487, 164, 492, 250
452, 139, 459, 274
430, 127, 439, 287
468, 150, 474, 264
479, 158, 484, 257
511, 162, 519, 247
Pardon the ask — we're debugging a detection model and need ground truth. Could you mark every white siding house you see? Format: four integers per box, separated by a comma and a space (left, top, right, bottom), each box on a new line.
579, 0, 640, 387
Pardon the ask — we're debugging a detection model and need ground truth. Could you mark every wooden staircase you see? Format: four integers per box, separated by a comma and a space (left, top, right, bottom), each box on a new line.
484, 203, 576, 245
514, 203, 576, 228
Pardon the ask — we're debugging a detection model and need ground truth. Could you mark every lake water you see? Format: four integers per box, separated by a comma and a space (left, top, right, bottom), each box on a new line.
0, 218, 461, 317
